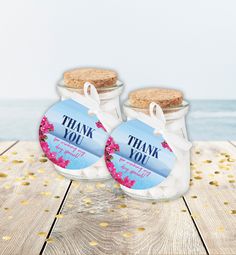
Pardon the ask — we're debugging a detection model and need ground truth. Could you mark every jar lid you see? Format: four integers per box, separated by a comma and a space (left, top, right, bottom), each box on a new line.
129, 88, 183, 109
64, 68, 118, 88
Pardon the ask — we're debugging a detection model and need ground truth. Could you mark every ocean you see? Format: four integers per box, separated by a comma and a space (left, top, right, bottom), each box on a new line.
0, 100, 235, 141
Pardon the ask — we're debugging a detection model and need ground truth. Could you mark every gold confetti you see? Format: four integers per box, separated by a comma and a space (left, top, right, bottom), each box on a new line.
181, 209, 187, 212
208, 174, 214, 178
46, 238, 54, 243
230, 210, 236, 214
118, 194, 126, 199
219, 165, 230, 170
54, 196, 60, 199
227, 174, 234, 178
137, 227, 145, 232
2, 236, 11, 241
83, 198, 92, 204
224, 202, 229, 205
152, 202, 157, 205
195, 151, 200, 154
12, 152, 17, 155
38, 168, 45, 173
55, 214, 64, 219
209, 181, 219, 186
21, 182, 30, 186
0, 173, 8, 178
56, 175, 64, 180
44, 209, 50, 212
219, 159, 226, 163
15, 177, 25, 182
0, 155, 8, 162
3, 183, 11, 190
99, 222, 109, 228
20, 200, 29, 205
229, 180, 235, 183
12, 160, 24, 164
194, 176, 202, 180
96, 183, 105, 189
4, 207, 9, 211
39, 158, 47, 163
122, 232, 133, 238
113, 183, 120, 189
89, 241, 98, 246
86, 186, 94, 192
38, 232, 47, 237
228, 158, 235, 162
217, 226, 224, 232
117, 204, 127, 209
191, 196, 197, 199
220, 152, 228, 156
203, 160, 212, 163
191, 213, 199, 219
40, 192, 52, 196
214, 171, 220, 174
195, 171, 202, 174
72, 182, 80, 188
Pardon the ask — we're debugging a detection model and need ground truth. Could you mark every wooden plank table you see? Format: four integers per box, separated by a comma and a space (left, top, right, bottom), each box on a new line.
0, 141, 236, 255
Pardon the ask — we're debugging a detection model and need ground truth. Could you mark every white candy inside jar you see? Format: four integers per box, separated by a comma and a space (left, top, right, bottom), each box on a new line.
54, 77, 124, 181
120, 100, 191, 200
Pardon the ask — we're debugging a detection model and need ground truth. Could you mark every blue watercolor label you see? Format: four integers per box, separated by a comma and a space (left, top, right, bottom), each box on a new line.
39, 99, 108, 170
105, 119, 175, 189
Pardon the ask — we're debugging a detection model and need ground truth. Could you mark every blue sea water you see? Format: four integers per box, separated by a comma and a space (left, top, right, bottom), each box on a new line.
187, 100, 236, 140
0, 99, 235, 141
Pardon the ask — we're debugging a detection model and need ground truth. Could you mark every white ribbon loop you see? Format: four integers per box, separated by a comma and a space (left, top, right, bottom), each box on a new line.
84, 82, 100, 109
82, 82, 120, 132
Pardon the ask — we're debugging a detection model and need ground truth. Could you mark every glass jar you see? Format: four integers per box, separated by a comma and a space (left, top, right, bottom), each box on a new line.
54, 80, 124, 181
120, 100, 191, 200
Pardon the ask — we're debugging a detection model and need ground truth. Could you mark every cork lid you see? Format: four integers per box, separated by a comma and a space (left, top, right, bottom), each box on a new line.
129, 88, 183, 109
64, 68, 118, 88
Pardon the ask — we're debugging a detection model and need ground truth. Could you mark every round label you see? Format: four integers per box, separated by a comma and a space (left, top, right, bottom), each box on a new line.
105, 119, 175, 190
39, 99, 108, 170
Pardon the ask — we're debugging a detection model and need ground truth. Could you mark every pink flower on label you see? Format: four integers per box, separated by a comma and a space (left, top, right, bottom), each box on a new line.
39, 116, 70, 169
40, 116, 54, 134
161, 141, 173, 152
40, 141, 50, 154
105, 135, 135, 188
95, 121, 107, 132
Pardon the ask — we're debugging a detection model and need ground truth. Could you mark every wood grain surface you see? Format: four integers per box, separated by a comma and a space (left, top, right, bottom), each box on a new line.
43, 180, 206, 255
0, 142, 70, 255
184, 142, 236, 255
1, 141, 236, 255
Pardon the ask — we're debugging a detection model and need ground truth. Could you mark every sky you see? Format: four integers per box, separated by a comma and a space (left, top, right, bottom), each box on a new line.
0, 0, 236, 100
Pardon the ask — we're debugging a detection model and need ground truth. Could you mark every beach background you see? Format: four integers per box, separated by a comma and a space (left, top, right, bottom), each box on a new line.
1, 1, 236, 142
0, 99, 235, 141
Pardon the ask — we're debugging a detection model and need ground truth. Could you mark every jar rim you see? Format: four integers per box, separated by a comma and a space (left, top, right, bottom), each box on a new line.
57, 79, 124, 92
124, 100, 189, 112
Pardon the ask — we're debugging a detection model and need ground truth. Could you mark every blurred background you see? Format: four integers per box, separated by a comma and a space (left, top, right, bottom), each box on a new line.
0, 0, 236, 140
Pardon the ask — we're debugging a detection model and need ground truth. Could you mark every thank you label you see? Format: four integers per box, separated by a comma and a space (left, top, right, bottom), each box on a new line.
39, 99, 108, 170
105, 119, 175, 189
